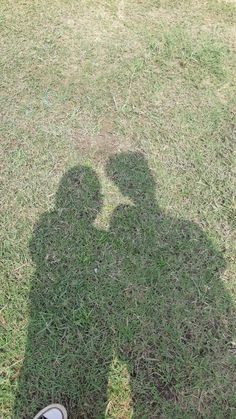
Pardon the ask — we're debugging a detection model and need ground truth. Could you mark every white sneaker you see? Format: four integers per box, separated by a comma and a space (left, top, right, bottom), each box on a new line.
33, 404, 67, 419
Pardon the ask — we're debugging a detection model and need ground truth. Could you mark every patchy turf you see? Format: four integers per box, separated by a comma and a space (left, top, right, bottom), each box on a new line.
1, 0, 236, 418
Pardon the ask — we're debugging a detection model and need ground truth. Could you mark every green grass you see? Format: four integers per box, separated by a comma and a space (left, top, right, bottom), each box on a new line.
1, 0, 236, 418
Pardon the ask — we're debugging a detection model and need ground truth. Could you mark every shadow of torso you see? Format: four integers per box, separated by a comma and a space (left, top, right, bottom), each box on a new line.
108, 202, 233, 416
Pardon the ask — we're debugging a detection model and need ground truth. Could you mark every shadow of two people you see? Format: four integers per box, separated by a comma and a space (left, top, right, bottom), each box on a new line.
15, 152, 233, 418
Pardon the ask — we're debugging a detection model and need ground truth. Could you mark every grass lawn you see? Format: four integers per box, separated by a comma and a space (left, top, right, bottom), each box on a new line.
1, 0, 236, 418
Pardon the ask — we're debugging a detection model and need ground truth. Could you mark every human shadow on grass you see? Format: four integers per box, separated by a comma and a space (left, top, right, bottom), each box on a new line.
15, 153, 234, 418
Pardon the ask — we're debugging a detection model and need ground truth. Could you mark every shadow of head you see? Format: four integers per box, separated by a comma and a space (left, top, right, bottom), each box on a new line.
106, 151, 156, 203
55, 166, 102, 222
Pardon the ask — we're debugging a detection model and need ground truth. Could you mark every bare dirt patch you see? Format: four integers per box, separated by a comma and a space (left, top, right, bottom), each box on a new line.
72, 119, 133, 165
